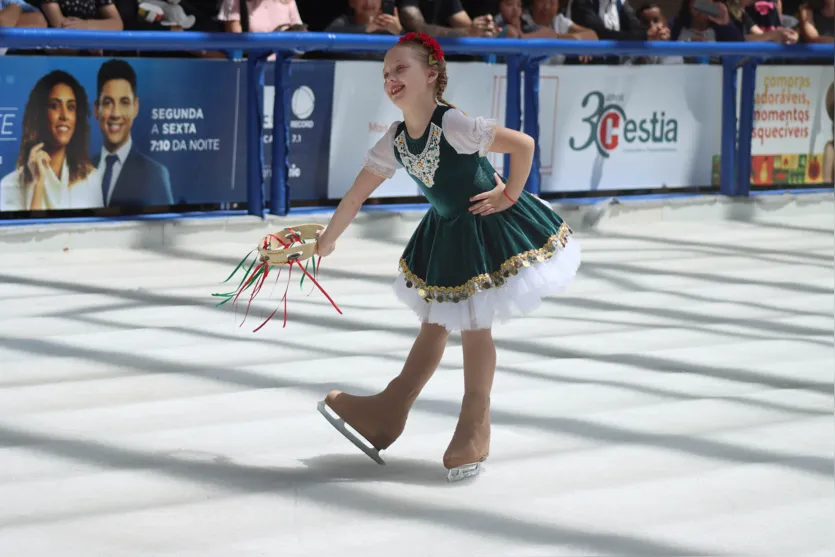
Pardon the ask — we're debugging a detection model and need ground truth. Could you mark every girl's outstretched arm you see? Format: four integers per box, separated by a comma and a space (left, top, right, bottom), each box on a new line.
317, 168, 386, 254
318, 121, 401, 254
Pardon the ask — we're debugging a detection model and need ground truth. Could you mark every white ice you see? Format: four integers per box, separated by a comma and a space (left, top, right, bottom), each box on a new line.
0, 205, 832, 556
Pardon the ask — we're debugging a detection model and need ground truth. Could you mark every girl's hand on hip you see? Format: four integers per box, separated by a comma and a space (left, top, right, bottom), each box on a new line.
469, 173, 515, 216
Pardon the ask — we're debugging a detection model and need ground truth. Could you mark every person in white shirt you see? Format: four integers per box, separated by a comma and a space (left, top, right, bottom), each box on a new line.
0, 70, 101, 211
566, 0, 658, 40
497, 0, 596, 64
526, 0, 597, 38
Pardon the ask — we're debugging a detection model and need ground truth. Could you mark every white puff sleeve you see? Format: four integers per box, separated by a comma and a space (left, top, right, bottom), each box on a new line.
362, 121, 402, 179
442, 108, 498, 157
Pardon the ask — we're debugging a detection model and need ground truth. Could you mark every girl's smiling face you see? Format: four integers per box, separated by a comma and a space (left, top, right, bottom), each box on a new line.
382, 44, 438, 108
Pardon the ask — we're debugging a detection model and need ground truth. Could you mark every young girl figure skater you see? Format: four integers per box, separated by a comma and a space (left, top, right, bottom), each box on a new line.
315, 32, 581, 481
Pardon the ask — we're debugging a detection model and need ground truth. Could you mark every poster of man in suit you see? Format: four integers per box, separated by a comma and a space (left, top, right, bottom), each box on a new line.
0, 52, 265, 213
93, 59, 174, 207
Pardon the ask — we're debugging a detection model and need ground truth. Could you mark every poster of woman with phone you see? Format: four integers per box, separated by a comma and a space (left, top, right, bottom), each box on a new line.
0, 70, 102, 211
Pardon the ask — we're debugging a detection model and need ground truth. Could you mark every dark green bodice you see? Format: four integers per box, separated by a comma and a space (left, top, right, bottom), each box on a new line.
392, 105, 497, 218
390, 105, 571, 293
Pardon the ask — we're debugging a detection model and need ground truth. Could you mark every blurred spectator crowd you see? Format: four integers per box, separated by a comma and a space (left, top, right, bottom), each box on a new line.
0, 0, 832, 61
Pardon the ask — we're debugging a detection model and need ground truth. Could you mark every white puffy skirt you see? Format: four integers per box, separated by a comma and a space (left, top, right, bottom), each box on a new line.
393, 235, 581, 331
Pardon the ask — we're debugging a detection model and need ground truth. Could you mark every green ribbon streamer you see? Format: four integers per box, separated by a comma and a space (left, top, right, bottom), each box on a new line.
297, 237, 318, 291
222, 249, 255, 283
212, 252, 261, 307
213, 234, 320, 307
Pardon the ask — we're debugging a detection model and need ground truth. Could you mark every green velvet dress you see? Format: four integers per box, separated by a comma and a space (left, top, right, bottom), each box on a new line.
363, 104, 581, 331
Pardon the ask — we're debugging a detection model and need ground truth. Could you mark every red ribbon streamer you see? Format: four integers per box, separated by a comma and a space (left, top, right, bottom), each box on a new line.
231, 230, 342, 332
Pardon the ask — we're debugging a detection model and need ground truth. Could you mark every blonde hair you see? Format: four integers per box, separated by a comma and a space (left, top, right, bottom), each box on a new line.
395, 38, 456, 109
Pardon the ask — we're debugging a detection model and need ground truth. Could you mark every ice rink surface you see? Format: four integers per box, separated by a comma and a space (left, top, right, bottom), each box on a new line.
0, 206, 832, 556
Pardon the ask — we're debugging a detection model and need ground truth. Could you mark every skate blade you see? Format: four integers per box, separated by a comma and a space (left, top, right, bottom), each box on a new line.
446, 457, 487, 482
317, 400, 386, 465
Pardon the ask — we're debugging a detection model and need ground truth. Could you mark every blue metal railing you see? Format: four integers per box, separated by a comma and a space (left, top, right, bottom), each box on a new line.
1, 29, 830, 57
0, 28, 831, 219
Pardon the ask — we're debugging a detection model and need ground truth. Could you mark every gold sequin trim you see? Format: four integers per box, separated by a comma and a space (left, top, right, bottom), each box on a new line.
399, 222, 573, 304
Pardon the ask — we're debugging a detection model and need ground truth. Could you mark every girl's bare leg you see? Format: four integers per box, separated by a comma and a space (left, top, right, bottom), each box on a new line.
324, 322, 449, 450
443, 328, 495, 477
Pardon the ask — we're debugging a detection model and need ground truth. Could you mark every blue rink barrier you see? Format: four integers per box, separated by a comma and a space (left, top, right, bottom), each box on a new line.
0, 28, 831, 220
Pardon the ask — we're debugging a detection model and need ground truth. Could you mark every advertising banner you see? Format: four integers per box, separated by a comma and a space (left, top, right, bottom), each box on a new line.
537, 65, 723, 192
262, 60, 335, 202
747, 66, 833, 187
327, 61, 507, 199
9, 57, 824, 216
0, 56, 245, 212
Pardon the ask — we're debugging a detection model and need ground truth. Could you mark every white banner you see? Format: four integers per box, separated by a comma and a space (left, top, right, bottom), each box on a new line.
748, 66, 833, 186
327, 61, 507, 199
537, 65, 723, 192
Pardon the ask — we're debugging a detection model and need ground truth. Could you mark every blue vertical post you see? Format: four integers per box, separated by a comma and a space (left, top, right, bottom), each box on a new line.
523, 56, 544, 195
503, 56, 523, 179
270, 52, 291, 216
736, 59, 758, 197
719, 56, 739, 197
246, 53, 266, 217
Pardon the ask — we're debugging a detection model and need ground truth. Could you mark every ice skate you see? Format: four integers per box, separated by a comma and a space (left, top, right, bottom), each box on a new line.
443, 394, 491, 482
318, 383, 415, 465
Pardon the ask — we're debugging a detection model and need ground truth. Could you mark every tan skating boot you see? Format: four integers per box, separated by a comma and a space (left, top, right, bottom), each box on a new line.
318, 376, 422, 465
443, 393, 491, 481
319, 323, 449, 464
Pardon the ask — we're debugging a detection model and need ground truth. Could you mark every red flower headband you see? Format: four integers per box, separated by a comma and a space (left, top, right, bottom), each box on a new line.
399, 32, 445, 65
